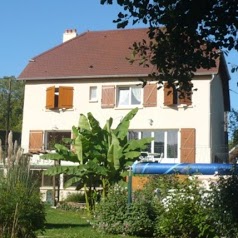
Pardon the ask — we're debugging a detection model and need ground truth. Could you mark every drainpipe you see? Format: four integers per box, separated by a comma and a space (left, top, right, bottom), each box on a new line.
209, 74, 215, 162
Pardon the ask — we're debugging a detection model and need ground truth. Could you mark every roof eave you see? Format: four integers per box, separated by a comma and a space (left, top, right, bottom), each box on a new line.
18, 71, 218, 81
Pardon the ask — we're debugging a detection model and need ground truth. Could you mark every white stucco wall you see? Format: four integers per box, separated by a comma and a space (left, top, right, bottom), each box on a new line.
21, 75, 220, 164
210, 74, 228, 162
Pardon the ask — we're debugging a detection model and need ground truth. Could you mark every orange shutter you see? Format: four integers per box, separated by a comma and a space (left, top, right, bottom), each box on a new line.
180, 128, 195, 163
29, 130, 43, 153
58, 86, 73, 109
143, 84, 157, 107
164, 83, 174, 106
101, 86, 115, 108
46, 86, 55, 109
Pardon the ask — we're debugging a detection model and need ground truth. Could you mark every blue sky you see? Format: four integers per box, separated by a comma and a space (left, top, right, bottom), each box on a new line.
0, 0, 237, 109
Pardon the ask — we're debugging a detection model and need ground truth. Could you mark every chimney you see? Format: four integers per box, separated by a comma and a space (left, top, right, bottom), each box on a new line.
63, 29, 77, 43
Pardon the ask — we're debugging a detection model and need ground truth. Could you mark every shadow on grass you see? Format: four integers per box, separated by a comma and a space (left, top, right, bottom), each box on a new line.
45, 223, 90, 229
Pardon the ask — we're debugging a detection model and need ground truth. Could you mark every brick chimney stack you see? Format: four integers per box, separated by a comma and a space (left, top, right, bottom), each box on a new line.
63, 29, 77, 43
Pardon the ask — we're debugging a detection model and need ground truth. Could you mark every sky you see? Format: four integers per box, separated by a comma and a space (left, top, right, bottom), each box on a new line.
0, 0, 237, 109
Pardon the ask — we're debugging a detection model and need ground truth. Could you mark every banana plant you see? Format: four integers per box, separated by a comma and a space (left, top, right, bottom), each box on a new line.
41, 107, 153, 211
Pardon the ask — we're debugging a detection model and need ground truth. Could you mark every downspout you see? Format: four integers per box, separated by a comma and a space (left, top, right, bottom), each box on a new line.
209, 74, 215, 162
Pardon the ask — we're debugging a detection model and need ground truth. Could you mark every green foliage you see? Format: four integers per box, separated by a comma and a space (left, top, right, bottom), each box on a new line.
64, 193, 86, 203
43, 206, 136, 238
42, 108, 153, 211
229, 108, 238, 149
0, 132, 45, 238
0, 77, 24, 132
93, 174, 238, 237
101, 0, 237, 87
155, 177, 217, 238
92, 184, 156, 237
209, 172, 238, 238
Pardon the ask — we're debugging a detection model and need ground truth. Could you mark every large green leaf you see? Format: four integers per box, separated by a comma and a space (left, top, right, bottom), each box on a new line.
43, 166, 70, 176
87, 112, 101, 133
123, 137, 154, 152
74, 134, 84, 164
114, 107, 138, 140
78, 113, 91, 131
64, 176, 82, 188
40, 153, 64, 161
107, 133, 123, 170
124, 150, 141, 159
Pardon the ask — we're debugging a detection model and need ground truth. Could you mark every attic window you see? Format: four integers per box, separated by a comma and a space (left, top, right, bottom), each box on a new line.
46, 86, 73, 110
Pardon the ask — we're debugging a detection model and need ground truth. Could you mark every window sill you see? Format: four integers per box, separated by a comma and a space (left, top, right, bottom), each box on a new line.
116, 105, 143, 110
89, 99, 98, 103
162, 104, 193, 109
45, 108, 75, 112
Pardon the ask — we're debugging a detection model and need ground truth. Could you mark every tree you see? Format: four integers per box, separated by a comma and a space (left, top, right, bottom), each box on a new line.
0, 77, 24, 132
42, 108, 153, 211
229, 108, 238, 149
101, 0, 238, 89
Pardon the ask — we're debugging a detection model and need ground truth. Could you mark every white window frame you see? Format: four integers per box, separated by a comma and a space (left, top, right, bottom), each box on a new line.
117, 85, 142, 107
89, 86, 98, 102
128, 130, 179, 161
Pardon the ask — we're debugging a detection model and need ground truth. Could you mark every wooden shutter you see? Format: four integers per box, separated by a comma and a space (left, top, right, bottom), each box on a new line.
164, 83, 175, 106
58, 86, 73, 109
101, 85, 115, 108
46, 86, 55, 109
180, 128, 195, 163
29, 130, 43, 153
143, 84, 157, 107
178, 91, 192, 105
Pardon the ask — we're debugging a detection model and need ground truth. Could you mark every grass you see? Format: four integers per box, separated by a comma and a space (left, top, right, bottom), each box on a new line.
38, 206, 136, 238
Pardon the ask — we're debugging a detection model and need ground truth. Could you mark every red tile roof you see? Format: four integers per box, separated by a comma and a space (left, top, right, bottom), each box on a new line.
18, 28, 221, 80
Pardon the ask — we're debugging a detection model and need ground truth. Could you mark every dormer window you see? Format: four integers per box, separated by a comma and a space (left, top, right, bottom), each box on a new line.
46, 86, 73, 110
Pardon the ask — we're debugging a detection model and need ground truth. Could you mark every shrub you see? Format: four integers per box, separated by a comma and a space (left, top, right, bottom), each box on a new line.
64, 192, 86, 203
154, 176, 217, 238
92, 184, 156, 237
209, 172, 238, 238
0, 132, 45, 238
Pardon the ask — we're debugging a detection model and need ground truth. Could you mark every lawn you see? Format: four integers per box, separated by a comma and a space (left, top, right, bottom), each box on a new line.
38, 206, 136, 238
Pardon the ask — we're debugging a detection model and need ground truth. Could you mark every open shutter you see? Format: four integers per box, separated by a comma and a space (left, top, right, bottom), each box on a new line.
46, 86, 55, 109
180, 128, 195, 163
101, 85, 115, 108
29, 130, 43, 153
58, 86, 73, 109
164, 83, 175, 106
143, 84, 157, 107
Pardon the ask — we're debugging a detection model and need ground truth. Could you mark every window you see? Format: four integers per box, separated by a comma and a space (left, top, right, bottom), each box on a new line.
45, 131, 71, 150
89, 86, 97, 101
117, 86, 141, 107
129, 130, 178, 159
164, 83, 192, 106
46, 86, 73, 110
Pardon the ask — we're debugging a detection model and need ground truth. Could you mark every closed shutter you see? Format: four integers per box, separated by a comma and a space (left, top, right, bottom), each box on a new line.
101, 85, 115, 108
143, 84, 157, 107
164, 83, 175, 106
46, 86, 55, 109
180, 128, 195, 163
29, 130, 43, 153
58, 86, 73, 109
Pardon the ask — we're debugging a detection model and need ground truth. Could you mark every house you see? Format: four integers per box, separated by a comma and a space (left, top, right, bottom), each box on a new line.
18, 28, 230, 200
